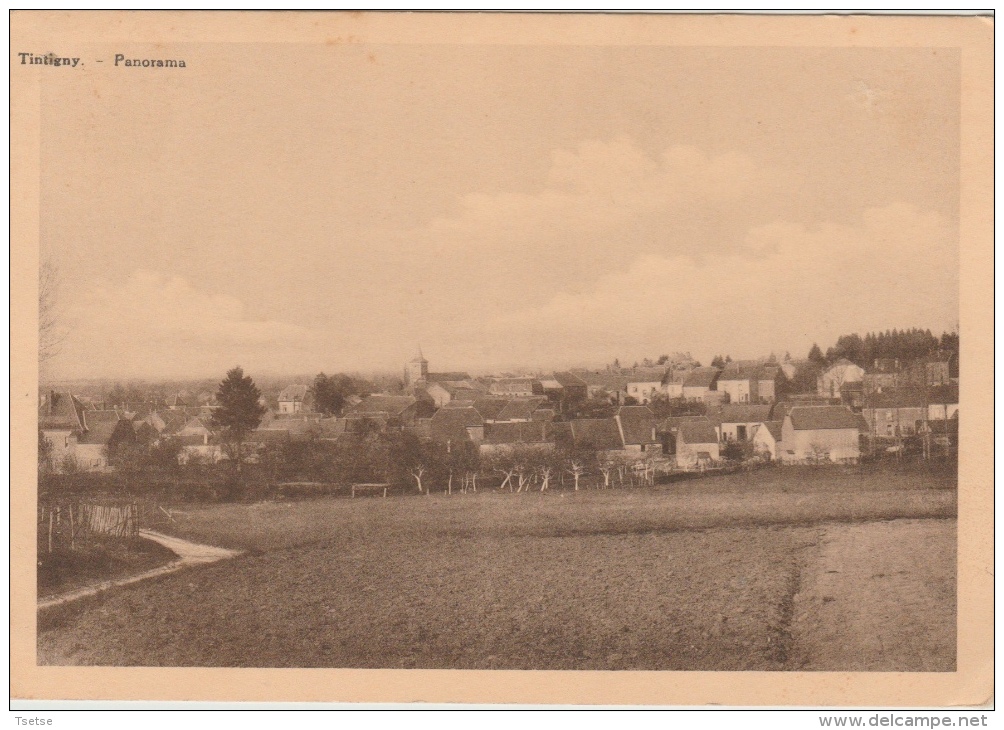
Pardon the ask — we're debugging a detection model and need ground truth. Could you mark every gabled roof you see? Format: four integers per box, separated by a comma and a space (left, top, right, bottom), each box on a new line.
710, 404, 773, 426
78, 416, 134, 446
616, 406, 659, 445
568, 371, 631, 390
718, 364, 761, 382
658, 415, 710, 433
626, 366, 669, 381
788, 406, 863, 431
316, 417, 347, 439
552, 371, 587, 388
467, 397, 510, 421
678, 420, 719, 445
39, 392, 86, 431
496, 397, 548, 421
823, 358, 862, 373
181, 416, 212, 433
865, 388, 931, 408
278, 384, 309, 402
683, 367, 721, 388
429, 406, 484, 443
757, 421, 783, 441
345, 395, 417, 417
482, 421, 555, 445
489, 378, 538, 394
538, 378, 562, 390
427, 372, 472, 383
568, 418, 624, 450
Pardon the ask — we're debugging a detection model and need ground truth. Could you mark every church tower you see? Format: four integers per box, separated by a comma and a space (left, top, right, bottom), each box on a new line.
404, 349, 428, 386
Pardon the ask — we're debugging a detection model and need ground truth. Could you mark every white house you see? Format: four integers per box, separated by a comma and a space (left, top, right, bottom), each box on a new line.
752, 421, 783, 460
278, 384, 309, 414
675, 420, 721, 469
779, 406, 862, 464
817, 359, 865, 399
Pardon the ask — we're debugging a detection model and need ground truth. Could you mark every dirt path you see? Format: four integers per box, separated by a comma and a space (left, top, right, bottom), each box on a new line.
38, 530, 241, 611
789, 519, 956, 671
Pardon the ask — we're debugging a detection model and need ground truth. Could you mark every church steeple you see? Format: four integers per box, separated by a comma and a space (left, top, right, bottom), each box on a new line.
405, 347, 429, 386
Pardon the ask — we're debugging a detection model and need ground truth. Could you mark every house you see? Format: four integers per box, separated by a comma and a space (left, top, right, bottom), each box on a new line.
479, 421, 557, 455
661, 370, 686, 399
166, 392, 195, 409
905, 353, 955, 388
656, 415, 710, 456
752, 421, 783, 460
39, 394, 136, 471
565, 418, 625, 453
488, 378, 540, 397
423, 380, 479, 408
863, 359, 903, 393
757, 365, 782, 403
429, 406, 485, 446
39, 391, 87, 469
568, 370, 631, 402
494, 397, 549, 423
75, 410, 136, 470
682, 367, 721, 402
549, 371, 588, 411
861, 388, 932, 438
675, 420, 721, 469
817, 359, 865, 399
626, 378, 665, 404
716, 364, 762, 404
452, 397, 510, 422
277, 384, 310, 414
926, 384, 959, 421
344, 395, 423, 427
711, 404, 774, 442
614, 406, 660, 452
779, 406, 862, 464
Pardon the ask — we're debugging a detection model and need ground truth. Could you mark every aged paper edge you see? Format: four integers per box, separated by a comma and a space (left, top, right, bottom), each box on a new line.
9, 11, 994, 707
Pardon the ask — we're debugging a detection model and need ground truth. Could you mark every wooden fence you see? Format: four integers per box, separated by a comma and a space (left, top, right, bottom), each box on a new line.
38, 502, 139, 553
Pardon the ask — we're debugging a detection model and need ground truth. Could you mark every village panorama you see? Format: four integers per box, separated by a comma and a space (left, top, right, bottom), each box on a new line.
37, 327, 958, 672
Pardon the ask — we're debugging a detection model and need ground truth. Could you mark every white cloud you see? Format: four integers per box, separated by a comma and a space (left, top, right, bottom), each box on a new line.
60, 270, 321, 378
475, 202, 957, 366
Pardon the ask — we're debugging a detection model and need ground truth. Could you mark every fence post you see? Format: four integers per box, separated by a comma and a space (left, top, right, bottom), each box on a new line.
47, 509, 53, 554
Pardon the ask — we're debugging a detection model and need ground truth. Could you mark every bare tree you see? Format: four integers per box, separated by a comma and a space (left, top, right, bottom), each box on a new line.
39, 256, 66, 366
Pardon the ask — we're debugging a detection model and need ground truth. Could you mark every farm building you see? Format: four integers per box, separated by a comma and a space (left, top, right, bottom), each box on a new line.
779, 406, 862, 464
675, 420, 721, 469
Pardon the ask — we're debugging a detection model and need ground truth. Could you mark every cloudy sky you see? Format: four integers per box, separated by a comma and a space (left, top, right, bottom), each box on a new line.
41, 44, 959, 379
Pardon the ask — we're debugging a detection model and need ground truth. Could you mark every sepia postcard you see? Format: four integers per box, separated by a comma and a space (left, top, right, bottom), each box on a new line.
10, 11, 994, 707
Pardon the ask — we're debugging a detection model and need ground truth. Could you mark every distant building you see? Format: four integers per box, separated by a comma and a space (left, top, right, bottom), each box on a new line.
817, 359, 865, 399
752, 421, 783, 460
614, 406, 660, 452
489, 378, 540, 397
277, 384, 309, 414
779, 406, 862, 463
404, 352, 429, 386
675, 420, 720, 469
711, 404, 774, 442
682, 367, 721, 402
